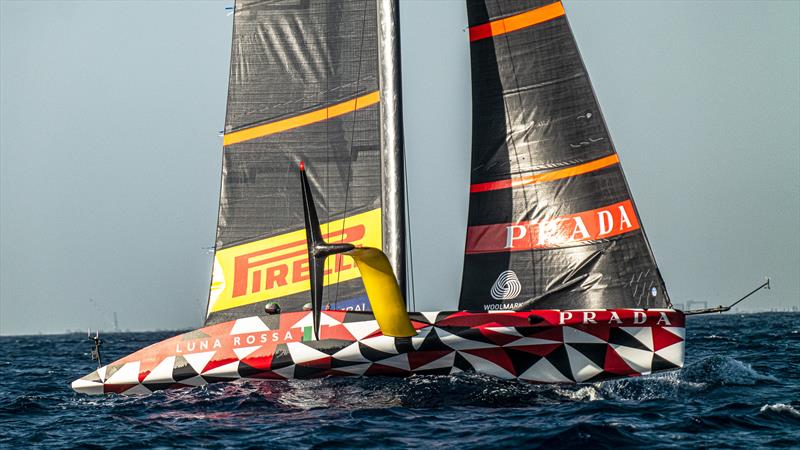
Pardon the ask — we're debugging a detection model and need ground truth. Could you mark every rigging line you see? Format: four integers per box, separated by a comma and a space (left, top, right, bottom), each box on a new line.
404, 146, 416, 312
334, 0, 370, 308
324, 1, 332, 309
495, 3, 541, 290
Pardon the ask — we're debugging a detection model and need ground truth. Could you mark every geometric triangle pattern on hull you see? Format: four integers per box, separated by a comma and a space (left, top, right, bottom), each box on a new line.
71, 309, 685, 395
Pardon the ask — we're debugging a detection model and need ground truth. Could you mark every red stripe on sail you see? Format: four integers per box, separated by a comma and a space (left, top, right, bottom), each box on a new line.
465, 200, 640, 254
470, 155, 620, 193
469, 2, 566, 42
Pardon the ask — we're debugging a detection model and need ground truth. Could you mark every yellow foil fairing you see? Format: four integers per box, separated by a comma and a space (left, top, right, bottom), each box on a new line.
346, 247, 416, 338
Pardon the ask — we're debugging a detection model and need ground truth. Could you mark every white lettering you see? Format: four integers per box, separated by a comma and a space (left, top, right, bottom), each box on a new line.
213, 339, 222, 349
657, 311, 671, 325
246, 335, 255, 345
608, 311, 622, 324
482, 302, 524, 311
284, 331, 294, 341
260, 333, 268, 343
570, 217, 590, 240
598, 210, 613, 235
583, 311, 597, 324
200, 340, 208, 351
505, 225, 527, 249
233, 336, 241, 346
175, 343, 182, 353
187, 342, 196, 352
538, 219, 564, 245
618, 205, 632, 230
633, 311, 647, 324
559, 311, 573, 325
272, 332, 279, 342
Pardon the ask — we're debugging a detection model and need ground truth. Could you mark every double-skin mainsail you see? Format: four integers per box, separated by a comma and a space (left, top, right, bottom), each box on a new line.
206, 0, 399, 325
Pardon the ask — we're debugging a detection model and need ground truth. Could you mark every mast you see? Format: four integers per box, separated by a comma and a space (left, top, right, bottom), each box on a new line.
376, 0, 407, 303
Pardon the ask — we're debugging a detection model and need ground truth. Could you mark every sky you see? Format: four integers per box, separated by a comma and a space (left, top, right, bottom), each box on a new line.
1, 0, 798, 335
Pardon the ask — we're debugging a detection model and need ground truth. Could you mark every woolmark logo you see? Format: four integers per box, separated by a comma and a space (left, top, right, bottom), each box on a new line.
490, 270, 522, 301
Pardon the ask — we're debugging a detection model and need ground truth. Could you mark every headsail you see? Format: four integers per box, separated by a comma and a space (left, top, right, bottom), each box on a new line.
459, 0, 670, 311
206, 0, 384, 324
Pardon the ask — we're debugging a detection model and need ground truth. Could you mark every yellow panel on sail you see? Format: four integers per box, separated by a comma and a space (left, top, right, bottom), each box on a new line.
208, 208, 382, 314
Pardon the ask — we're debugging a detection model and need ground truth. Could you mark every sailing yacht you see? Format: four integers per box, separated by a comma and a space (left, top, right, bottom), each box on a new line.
72, 0, 687, 395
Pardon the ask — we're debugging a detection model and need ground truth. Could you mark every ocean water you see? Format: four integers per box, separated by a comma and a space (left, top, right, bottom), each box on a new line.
1, 313, 798, 449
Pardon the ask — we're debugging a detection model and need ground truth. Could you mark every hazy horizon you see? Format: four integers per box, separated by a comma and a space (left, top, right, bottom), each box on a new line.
1, 0, 798, 335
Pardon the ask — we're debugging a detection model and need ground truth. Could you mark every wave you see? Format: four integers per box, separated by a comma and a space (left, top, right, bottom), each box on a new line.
55, 355, 776, 411
759, 403, 800, 417
0, 395, 48, 417
596, 355, 777, 402
680, 355, 777, 386
758, 402, 800, 427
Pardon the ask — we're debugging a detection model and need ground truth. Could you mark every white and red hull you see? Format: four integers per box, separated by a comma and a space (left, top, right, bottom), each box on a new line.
71, 309, 685, 395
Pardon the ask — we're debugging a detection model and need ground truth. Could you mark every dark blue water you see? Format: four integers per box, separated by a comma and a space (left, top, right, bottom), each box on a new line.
1, 313, 798, 449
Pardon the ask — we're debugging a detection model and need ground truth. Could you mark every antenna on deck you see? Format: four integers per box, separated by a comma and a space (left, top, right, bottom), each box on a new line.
684, 277, 771, 315
87, 329, 103, 368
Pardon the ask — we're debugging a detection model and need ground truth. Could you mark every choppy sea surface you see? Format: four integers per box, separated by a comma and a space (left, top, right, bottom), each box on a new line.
1, 313, 799, 449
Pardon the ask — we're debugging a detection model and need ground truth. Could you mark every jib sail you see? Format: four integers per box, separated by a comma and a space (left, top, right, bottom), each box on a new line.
205, 0, 385, 325
459, 0, 671, 311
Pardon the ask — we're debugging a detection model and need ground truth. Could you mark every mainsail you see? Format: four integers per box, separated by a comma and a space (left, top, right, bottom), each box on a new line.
206, 0, 386, 325
460, 0, 670, 311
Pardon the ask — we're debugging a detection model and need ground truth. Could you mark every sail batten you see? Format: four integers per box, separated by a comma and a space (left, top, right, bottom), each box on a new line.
460, 0, 670, 311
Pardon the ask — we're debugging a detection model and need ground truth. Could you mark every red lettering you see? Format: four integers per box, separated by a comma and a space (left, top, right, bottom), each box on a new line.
266, 265, 288, 289
231, 225, 367, 297
292, 259, 309, 283
251, 270, 261, 294
334, 253, 352, 272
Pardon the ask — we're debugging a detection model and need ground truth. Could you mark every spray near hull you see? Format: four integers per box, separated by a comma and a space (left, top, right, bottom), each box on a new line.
71, 309, 684, 395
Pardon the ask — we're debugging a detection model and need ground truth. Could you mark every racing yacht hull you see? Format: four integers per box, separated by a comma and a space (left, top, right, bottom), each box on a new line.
71, 309, 685, 395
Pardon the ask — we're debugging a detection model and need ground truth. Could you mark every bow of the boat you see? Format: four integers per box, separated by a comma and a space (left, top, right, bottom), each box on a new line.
71, 367, 107, 395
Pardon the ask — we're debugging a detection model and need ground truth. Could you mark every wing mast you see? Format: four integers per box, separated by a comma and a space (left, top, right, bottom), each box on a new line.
377, 0, 407, 305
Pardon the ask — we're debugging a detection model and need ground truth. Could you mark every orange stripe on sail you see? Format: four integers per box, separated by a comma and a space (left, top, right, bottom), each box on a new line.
469, 2, 566, 42
223, 91, 380, 146
470, 154, 620, 193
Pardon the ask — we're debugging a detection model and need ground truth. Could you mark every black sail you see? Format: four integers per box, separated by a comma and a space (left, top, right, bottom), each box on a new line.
205, 0, 382, 325
459, 0, 670, 311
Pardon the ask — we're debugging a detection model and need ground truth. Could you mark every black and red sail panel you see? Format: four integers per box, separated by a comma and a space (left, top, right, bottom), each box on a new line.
460, 0, 669, 311
206, 0, 381, 325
